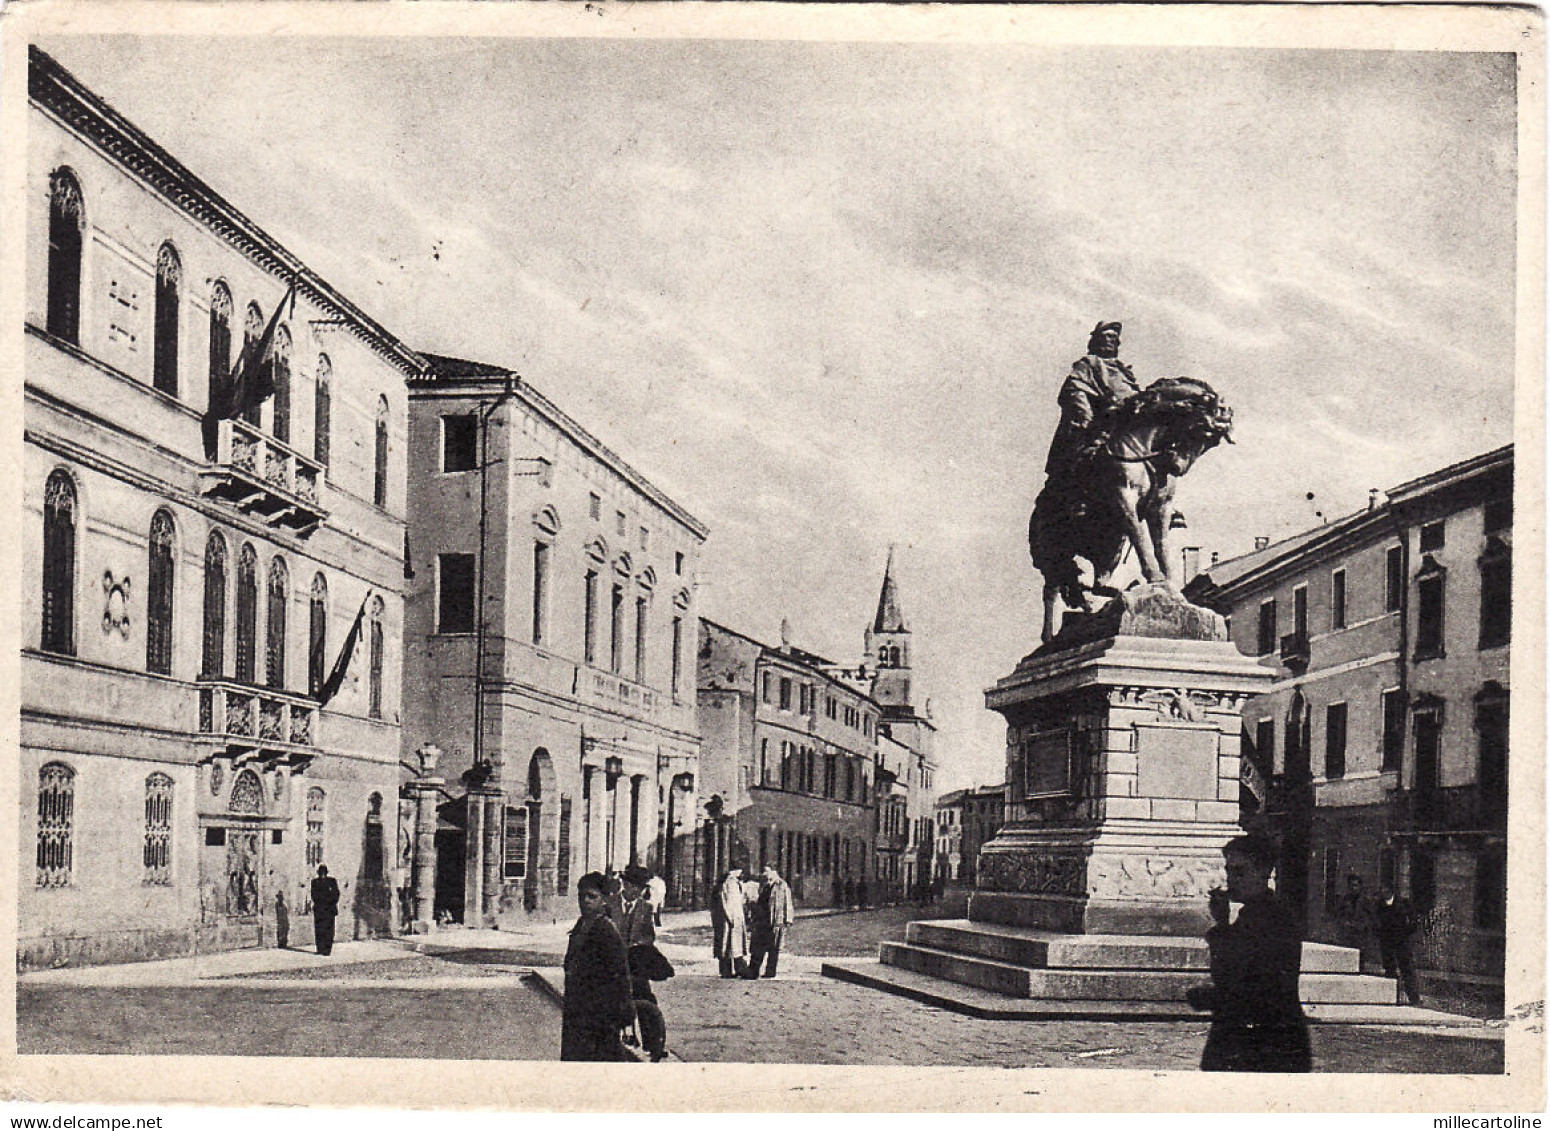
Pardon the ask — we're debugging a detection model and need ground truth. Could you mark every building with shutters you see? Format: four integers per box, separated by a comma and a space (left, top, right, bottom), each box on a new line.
21, 48, 421, 968
697, 620, 880, 907
1184, 445, 1512, 1012
400, 354, 706, 926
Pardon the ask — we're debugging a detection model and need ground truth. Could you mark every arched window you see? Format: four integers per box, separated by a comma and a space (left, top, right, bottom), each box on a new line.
373, 396, 389, 507
46, 169, 85, 344
313, 354, 331, 467
37, 762, 75, 888
143, 773, 173, 885
152, 243, 181, 396
305, 786, 326, 869
308, 573, 328, 697
272, 325, 292, 444
266, 556, 289, 690
241, 303, 263, 427
878, 645, 889, 666
368, 596, 385, 719
235, 543, 258, 683
206, 283, 233, 453
202, 531, 228, 677
146, 509, 176, 676
229, 768, 264, 815
42, 470, 78, 655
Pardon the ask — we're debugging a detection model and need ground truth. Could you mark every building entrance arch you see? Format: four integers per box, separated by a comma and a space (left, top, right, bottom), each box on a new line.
524, 748, 558, 913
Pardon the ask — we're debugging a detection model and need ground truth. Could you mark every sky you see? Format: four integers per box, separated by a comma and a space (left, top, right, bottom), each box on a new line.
34, 33, 1519, 791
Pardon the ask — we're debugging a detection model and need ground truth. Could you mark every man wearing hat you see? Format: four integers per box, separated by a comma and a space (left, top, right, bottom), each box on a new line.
619, 864, 657, 949
1042, 321, 1142, 518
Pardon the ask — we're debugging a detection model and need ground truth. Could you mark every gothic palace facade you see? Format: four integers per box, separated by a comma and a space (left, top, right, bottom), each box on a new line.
22, 47, 422, 967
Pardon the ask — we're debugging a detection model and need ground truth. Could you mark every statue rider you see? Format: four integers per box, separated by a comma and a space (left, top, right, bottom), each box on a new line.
1042, 321, 1142, 519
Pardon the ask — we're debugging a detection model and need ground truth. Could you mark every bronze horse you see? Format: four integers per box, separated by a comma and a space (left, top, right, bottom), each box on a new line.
1029, 377, 1234, 642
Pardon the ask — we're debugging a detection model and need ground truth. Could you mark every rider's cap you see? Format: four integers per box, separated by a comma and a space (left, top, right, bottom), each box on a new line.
1092, 321, 1122, 335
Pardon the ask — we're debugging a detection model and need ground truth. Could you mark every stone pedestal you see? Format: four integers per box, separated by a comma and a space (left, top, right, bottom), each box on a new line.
971, 584, 1276, 935
407, 745, 443, 934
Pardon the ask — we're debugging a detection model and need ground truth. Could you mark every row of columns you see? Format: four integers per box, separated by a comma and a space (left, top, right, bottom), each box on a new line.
405, 744, 676, 932
580, 762, 653, 877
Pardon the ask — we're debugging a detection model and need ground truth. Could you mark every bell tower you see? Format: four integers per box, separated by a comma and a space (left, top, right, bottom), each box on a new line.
864, 546, 913, 713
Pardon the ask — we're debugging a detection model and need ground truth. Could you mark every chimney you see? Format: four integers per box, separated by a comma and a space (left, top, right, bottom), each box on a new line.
1369, 488, 1383, 511
1254, 536, 1270, 551
1182, 546, 1201, 583
1210, 551, 1221, 568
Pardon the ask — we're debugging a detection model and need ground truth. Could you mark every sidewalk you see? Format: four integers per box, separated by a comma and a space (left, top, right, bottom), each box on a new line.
19, 938, 412, 986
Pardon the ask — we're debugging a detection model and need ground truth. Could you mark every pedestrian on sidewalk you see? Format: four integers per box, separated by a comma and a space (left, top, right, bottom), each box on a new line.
274, 891, 289, 949
745, 865, 795, 979
714, 867, 750, 978
1186, 835, 1311, 1072
310, 865, 340, 956
1375, 881, 1423, 1006
620, 865, 657, 948
561, 872, 635, 1062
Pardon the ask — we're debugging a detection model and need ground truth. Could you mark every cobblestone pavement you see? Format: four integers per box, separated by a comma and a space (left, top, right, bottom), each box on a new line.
18, 978, 560, 1058
16, 909, 1505, 1069
650, 974, 1504, 1072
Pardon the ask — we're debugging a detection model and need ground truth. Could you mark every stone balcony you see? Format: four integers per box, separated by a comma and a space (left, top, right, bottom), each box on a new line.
197, 677, 319, 766
199, 418, 327, 533
577, 666, 666, 720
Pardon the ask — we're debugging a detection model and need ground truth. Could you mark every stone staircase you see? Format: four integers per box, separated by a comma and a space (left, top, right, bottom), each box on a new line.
822, 918, 1427, 1021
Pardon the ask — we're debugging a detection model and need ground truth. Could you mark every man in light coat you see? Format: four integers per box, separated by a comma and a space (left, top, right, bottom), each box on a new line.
746, 865, 795, 979
714, 868, 750, 978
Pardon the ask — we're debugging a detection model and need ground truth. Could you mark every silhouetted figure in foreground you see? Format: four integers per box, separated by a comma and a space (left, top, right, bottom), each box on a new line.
561, 872, 634, 1062
310, 865, 340, 956
1187, 835, 1311, 1072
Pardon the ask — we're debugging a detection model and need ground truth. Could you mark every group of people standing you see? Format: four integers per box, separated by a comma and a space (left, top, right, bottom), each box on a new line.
561, 863, 674, 1062
712, 864, 795, 980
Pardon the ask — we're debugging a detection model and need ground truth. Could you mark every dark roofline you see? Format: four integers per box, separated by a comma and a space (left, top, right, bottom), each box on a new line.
1186, 444, 1514, 604
30, 47, 427, 381
1387, 443, 1513, 504
700, 620, 880, 707
410, 353, 709, 541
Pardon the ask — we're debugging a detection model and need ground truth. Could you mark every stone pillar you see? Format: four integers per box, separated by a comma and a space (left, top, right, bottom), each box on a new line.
409, 744, 443, 933
465, 796, 485, 925
583, 766, 604, 875
972, 584, 1276, 935
481, 792, 503, 924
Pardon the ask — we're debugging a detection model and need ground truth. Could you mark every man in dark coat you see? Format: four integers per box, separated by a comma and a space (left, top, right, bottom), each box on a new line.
1375, 881, 1423, 1005
561, 872, 635, 1062
1187, 835, 1311, 1072
310, 865, 340, 956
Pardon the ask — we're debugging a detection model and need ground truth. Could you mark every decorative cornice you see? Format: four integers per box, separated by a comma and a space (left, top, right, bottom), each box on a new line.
29, 47, 429, 382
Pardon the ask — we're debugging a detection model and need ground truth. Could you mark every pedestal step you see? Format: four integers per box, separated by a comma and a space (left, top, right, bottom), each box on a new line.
822, 960, 1491, 1027
878, 940, 1397, 1004
906, 920, 1360, 973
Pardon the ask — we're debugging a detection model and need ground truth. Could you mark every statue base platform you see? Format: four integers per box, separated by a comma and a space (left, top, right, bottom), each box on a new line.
975, 598, 1276, 936
839, 588, 1402, 1015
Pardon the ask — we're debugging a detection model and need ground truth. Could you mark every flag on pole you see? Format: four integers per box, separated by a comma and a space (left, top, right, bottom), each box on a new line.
228, 280, 296, 422
1239, 728, 1268, 805
317, 591, 370, 707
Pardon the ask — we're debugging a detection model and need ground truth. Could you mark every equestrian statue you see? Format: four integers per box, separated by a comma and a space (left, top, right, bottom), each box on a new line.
1029, 321, 1234, 643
